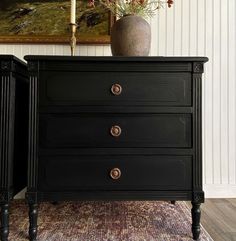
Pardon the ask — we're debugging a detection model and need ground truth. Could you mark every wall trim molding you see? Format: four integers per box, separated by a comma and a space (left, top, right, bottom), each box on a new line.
204, 184, 236, 198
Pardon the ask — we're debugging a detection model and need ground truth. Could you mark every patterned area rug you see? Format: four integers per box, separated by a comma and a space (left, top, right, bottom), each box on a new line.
8, 200, 213, 241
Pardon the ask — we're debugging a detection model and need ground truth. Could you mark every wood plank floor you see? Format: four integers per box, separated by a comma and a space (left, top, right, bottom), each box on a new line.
187, 199, 236, 241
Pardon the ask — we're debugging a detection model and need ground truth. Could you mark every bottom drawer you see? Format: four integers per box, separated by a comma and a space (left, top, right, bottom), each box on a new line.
38, 155, 192, 191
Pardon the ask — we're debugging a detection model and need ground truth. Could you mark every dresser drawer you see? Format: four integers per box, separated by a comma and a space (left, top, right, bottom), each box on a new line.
39, 113, 192, 148
38, 155, 192, 191
39, 71, 191, 106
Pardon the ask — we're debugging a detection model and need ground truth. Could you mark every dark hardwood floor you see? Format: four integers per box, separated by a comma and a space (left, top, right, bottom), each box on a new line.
187, 199, 236, 241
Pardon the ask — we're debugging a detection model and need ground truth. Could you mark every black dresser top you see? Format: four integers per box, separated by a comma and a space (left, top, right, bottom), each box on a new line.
24, 55, 208, 63
24, 56, 208, 74
0, 55, 27, 75
0, 54, 26, 66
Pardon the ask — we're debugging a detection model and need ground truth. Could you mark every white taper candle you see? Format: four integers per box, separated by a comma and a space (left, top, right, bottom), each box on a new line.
71, 0, 76, 24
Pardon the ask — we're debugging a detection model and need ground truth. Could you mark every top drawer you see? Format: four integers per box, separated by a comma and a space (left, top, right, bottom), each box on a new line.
39, 71, 192, 107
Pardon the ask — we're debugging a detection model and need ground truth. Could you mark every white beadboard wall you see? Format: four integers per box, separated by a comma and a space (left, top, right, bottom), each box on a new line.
0, 0, 236, 198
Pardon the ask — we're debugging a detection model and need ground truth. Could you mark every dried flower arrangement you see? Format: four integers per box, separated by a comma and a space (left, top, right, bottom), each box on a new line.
88, 0, 174, 18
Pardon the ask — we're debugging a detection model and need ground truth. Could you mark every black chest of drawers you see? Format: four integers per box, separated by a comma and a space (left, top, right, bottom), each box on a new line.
25, 56, 208, 241
0, 55, 28, 241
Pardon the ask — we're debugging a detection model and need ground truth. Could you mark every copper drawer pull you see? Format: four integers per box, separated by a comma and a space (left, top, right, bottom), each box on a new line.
110, 168, 121, 180
110, 125, 122, 137
111, 83, 122, 95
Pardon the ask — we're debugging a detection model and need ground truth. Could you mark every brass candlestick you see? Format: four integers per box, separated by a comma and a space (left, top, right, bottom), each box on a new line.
70, 23, 77, 56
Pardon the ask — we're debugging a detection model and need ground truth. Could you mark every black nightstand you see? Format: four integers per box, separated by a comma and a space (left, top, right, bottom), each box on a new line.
25, 56, 208, 241
0, 55, 28, 241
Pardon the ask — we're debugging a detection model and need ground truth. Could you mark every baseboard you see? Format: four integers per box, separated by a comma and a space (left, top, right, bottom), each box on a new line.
204, 184, 236, 198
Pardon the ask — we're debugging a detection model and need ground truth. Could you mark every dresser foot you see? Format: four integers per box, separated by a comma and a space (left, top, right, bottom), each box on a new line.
0, 203, 9, 241
28, 203, 38, 241
191, 202, 201, 240
170, 200, 176, 205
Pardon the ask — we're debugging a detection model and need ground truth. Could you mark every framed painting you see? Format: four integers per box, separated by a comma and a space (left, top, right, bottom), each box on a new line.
0, 0, 114, 44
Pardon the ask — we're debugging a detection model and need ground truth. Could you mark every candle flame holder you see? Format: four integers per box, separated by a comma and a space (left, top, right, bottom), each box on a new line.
69, 23, 78, 56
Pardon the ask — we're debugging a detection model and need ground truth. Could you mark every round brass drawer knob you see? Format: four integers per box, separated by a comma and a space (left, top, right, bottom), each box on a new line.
110, 168, 121, 180
110, 125, 122, 137
111, 84, 122, 95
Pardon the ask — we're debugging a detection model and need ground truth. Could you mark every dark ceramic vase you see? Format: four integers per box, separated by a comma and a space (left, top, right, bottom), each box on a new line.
111, 15, 151, 56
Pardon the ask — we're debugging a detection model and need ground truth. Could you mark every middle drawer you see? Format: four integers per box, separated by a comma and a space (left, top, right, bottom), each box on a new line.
39, 113, 192, 148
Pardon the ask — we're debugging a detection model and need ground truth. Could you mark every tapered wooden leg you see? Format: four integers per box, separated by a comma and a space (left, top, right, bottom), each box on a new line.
191, 202, 201, 240
29, 203, 38, 241
0, 203, 9, 241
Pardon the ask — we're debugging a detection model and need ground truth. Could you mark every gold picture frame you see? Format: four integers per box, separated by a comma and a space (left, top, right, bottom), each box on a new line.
0, 0, 114, 44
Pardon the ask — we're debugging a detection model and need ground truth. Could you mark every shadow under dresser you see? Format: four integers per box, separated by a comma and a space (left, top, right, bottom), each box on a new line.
24, 56, 208, 241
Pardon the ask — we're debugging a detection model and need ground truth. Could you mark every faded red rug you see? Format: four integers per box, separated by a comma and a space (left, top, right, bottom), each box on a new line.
8, 201, 213, 241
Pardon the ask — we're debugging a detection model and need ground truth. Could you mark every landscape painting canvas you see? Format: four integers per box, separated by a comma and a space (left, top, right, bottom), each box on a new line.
0, 0, 113, 44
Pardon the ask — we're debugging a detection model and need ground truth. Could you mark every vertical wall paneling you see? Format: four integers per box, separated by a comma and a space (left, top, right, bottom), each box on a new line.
197, 0, 205, 57
220, 0, 229, 184
228, 0, 236, 185
54, 45, 64, 55
95, 45, 104, 56
173, 1, 182, 56
189, 0, 197, 56
0, 0, 236, 197
166, 4, 174, 55
62, 45, 70, 56
102, 46, 111, 56
212, 0, 221, 185
204, 0, 213, 185
181, 0, 190, 55
78, 45, 88, 56
150, 14, 157, 55
1, 45, 6, 54
87, 45, 96, 56
157, 3, 166, 56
